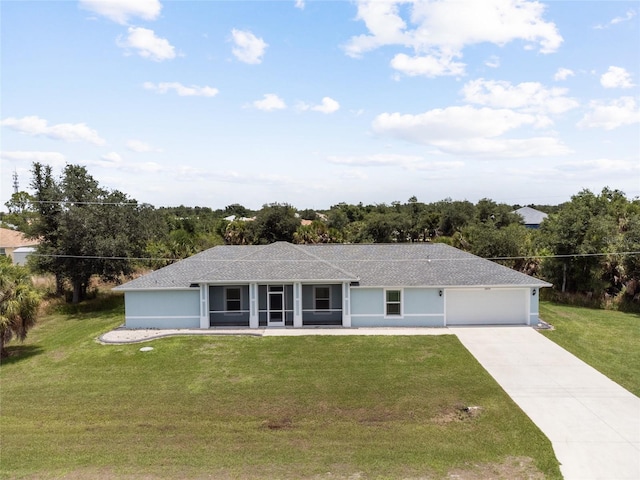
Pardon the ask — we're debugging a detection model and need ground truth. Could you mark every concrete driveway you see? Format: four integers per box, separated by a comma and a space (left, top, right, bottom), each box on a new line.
451, 326, 640, 480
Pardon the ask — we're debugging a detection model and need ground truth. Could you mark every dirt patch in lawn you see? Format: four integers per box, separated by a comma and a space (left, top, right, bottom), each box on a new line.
431, 404, 483, 424
261, 416, 294, 430
446, 456, 545, 480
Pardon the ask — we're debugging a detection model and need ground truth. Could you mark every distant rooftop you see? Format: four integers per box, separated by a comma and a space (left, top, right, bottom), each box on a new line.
514, 207, 548, 226
0, 227, 39, 248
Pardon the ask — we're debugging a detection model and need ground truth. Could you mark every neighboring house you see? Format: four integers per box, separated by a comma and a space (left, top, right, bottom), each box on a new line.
0, 227, 39, 264
224, 215, 256, 222
115, 242, 550, 329
12, 246, 37, 266
514, 207, 548, 229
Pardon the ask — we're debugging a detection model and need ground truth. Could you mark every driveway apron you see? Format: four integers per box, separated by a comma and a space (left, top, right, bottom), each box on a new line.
451, 326, 640, 480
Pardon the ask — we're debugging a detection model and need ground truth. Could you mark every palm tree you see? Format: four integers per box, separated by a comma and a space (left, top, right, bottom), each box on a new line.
0, 258, 40, 358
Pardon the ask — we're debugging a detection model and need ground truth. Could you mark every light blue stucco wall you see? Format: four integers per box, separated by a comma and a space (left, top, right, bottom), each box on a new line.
530, 288, 541, 325
350, 287, 445, 327
124, 290, 200, 328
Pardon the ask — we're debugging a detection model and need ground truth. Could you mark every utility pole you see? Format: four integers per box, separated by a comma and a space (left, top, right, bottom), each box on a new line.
12, 169, 19, 194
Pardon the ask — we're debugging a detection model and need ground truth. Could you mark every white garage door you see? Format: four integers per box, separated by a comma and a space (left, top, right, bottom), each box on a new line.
446, 288, 528, 325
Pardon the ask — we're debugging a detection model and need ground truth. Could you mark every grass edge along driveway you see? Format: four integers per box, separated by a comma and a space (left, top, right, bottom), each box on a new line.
539, 301, 640, 397
1, 295, 561, 479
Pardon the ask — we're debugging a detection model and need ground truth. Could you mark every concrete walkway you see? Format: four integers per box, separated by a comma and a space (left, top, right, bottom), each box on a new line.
98, 326, 451, 343
451, 326, 640, 480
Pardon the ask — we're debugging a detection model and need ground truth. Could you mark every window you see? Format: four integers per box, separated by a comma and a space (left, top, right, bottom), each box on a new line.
386, 290, 402, 316
315, 286, 330, 310
226, 287, 242, 311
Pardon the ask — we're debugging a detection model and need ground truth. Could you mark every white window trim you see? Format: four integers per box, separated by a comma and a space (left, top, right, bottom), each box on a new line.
225, 286, 243, 312
384, 288, 403, 318
314, 285, 331, 311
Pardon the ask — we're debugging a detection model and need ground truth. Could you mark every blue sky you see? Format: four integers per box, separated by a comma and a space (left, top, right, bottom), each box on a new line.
1, 0, 639, 210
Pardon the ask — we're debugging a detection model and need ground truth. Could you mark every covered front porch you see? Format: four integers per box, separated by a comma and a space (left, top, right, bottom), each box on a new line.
203, 282, 351, 328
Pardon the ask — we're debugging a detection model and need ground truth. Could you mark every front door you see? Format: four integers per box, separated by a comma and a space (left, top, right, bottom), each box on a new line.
268, 291, 285, 327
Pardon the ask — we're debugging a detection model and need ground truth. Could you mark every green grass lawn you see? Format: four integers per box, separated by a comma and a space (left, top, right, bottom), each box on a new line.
539, 301, 640, 396
1, 294, 561, 479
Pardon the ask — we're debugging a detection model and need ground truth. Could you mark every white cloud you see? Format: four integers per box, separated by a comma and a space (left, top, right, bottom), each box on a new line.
295, 0, 305, 10
345, 0, 562, 77
114, 162, 167, 173
600, 66, 635, 89
143, 81, 219, 97
328, 153, 422, 167
554, 68, 574, 81
0, 150, 66, 166
485, 55, 500, 68
338, 169, 369, 181
595, 9, 637, 29
390, 53, 465, 78
372, 106, 571, 157
345, 1, 409, 57
126, 140, 162, 153
87, 155, 165, 174
557, 158, 640, 174
328, 153, 463, 171
578, 97, 640, 130
168, 166, 296, 187
101, 152, 123, 163
252, 94, 286, 111
117, 27, 176, 61
437, 137, 572, 157
127, 162, 164, 173
462, 78, 579, 115
298, 97, 340, 114
231, 29, 268, 64
313, 97, 340, 114
373, 106, 538, 142
1, 115, 106, 145
79, 0, 162, 25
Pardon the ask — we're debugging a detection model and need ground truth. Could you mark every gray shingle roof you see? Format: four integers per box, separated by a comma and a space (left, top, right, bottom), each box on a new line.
115, 242, 550, 290
514, 207, 548, 226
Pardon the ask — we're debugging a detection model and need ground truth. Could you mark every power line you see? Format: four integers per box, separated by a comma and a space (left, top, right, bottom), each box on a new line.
25, 200, 141, 206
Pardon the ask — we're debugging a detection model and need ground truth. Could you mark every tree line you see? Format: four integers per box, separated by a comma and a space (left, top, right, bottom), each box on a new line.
2, 163, 639, 309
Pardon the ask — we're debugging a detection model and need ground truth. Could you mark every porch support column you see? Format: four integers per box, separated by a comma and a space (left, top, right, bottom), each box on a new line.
199, 284, 209, 329
249, 283, 259, 329
528, 287, 535, 326
293, 282, 303, 328
342, 282, 351, 327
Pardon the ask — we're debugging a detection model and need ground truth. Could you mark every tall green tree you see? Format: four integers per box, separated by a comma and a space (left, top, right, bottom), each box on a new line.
2, 191, 38, 231
364, 212, 411, 243
28, 163, 65, 295
620, 212, 640, 301
222, 220, 253, 245
538, 188, 634, 295
436, 199, 475, 237
461, 222, 532, 271
250, 203, 300, 244
0, 257, 40, 357
29, 163, 157, 303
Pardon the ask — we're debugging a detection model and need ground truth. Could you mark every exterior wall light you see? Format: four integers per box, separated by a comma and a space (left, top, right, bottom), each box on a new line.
439, 290, 443, 297
532, 289, 537, 296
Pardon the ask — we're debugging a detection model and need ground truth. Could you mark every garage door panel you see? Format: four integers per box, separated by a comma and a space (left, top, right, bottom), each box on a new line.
446, 289, 527, 325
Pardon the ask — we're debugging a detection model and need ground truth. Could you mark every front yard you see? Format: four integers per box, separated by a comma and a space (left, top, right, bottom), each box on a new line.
0, 294, 561, 479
